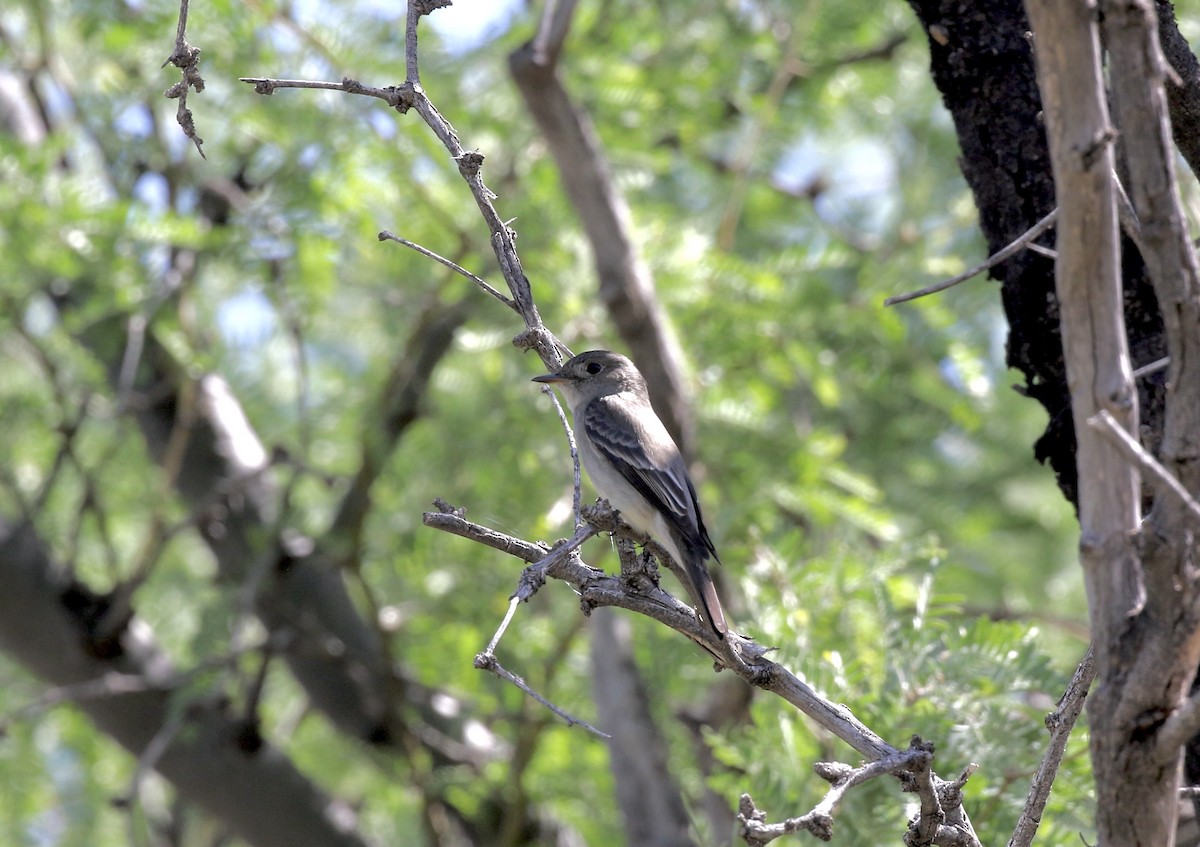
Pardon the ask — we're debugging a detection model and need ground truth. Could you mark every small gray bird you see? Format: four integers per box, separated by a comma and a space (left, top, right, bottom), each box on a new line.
533, 350, 728, 638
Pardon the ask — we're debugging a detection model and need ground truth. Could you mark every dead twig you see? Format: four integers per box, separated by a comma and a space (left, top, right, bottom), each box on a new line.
1088, 410, 1200, 523
1006, 646, 1095, 847
886, 209, 1058, 306
163, 0, 206, 156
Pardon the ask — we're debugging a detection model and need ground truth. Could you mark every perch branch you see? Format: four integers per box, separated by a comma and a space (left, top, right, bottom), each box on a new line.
426, 504, 898, 763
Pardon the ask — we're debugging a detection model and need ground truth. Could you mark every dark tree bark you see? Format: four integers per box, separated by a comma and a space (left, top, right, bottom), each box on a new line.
905, 0, 1167, 510
905, 0, 1200, 842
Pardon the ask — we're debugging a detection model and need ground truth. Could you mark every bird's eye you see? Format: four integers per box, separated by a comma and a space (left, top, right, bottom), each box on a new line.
585, 362, 603, 375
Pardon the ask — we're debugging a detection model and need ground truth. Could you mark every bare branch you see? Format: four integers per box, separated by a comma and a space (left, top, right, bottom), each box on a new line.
162, 0, 205, 156
1156, 688, 1200, 765
540, 385, 583, 528
473, 651, 609, 739
239, 68, 564, 366
1088, 410, 1200, 523
904, 742, 944, 847
424, 502, 551, 563
885, 208, 1058, 306
738, 739, 977, 846
1006, 646, 1095, 847
378, 231, 516, 310
424, 503, 902, 763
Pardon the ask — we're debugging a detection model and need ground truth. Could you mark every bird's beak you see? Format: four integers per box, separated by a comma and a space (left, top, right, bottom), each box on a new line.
532, 372, 568, 384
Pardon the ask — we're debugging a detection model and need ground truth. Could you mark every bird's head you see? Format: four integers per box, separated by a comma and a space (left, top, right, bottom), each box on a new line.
532, 350, 646, 402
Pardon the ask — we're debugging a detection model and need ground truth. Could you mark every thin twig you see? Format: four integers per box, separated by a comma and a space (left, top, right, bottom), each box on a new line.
1113, 169, 1146, 258
1007, 645, 1095, 847
1088, 410, 1200, 522
240, 48, 567, 363
378, 230, 516, 310
473, 651, 610, 738
484, 596, 522, 656
739, 740, 956, 845
540, 385, 583, 528
469, 515, 603, 738
162, 0, 205, 156
885, 208, 1058, 306
1155, 687, 1200, 763
1132, 356, 1169, 379
512, 522, 598, 603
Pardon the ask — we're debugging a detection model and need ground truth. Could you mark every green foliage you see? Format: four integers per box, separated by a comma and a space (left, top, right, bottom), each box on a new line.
0, 0, 1108, 844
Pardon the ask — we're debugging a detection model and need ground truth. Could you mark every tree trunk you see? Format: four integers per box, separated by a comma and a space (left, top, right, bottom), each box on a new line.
906, 1, 1200, 843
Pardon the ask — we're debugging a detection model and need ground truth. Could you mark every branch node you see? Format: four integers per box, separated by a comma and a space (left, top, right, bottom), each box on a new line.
412, 0, 452, 16
385, 82, 417, 112
514, 562, 548, 601
578, 594, 596, 618
431, 497, 465, 517
814, 760, 854, 783
1077, 126, 1118, 170
457, 150, 486, 179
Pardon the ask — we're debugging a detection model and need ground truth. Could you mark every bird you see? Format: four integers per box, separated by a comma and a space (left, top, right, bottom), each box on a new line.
533, 350, 728, 638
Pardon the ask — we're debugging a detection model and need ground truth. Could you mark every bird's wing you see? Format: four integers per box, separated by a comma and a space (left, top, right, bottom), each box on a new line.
584, 392, 726, 636
582, 393, 696, 534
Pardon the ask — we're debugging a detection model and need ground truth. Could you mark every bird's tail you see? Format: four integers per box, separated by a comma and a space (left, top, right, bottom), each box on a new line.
683, 547, 728, 638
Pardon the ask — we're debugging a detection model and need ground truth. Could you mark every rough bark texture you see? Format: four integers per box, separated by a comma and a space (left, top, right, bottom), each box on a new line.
1103, 3, 1200, 844
907, 0, 1200, 842
905, 0, 1166, 508
1157, 0, 1200, 176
